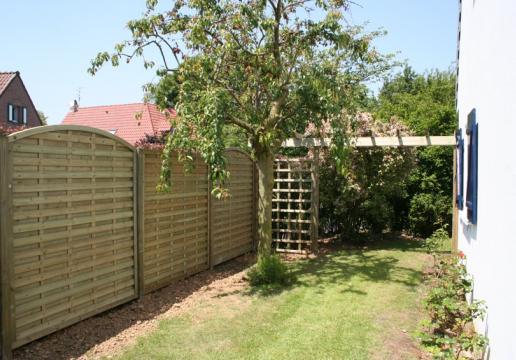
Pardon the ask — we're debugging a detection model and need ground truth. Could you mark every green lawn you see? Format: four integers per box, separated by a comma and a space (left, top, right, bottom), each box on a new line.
117, 238, 430, 360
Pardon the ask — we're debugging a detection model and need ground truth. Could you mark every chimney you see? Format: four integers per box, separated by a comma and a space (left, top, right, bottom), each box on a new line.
69, 100, 79, 112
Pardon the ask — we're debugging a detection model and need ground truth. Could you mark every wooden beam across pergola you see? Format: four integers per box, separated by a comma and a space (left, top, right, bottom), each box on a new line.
282, 135, 456, 148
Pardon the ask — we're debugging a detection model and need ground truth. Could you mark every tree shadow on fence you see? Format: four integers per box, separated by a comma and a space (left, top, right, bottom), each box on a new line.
13, 258, 252, 360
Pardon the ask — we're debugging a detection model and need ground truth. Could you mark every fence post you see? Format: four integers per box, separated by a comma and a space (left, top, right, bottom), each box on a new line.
136, 149, 145, 298
0, 136, 13, 359
207, 165, 213, 269
310, 149, 320, 253
451, 147, 459, 253
252, 160, 258, 252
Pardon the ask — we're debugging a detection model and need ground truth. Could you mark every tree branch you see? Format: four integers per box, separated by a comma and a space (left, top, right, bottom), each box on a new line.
227, 115, 255, 134
272, 0, 282, 71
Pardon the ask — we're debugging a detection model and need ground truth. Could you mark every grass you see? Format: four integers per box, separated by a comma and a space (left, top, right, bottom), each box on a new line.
117, 237, 430, 360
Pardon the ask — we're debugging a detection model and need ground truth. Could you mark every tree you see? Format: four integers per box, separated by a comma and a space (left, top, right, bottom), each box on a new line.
375, 67, 457, 236
376, 67, 456, 136
89, 0, 392, 260
37, 110, 48, 125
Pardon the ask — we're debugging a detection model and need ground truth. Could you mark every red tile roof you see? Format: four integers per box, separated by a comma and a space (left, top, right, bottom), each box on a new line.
62, 103, 175, 145
0, 72, 18, 96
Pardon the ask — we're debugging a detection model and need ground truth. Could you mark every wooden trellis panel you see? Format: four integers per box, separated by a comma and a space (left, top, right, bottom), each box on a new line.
140, 150, 209, 294
272, 158, 317, 254
211, 149, 255, 266
3, 126, 138, 350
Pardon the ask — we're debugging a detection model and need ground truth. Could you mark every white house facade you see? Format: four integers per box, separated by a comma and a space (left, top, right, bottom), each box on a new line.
456, 0, 516, 358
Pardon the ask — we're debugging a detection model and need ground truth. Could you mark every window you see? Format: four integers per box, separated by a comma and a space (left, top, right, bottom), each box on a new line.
455, 129, 465, 210
22, 107, 27, 125
7, 105, 28, 125
466, 109, 478, 224
7, 104, 16, 122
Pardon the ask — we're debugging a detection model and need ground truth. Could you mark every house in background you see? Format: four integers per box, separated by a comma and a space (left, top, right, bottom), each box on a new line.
456, 0, 516, 358
0, 71, 42, 128
61, 102, 174, 145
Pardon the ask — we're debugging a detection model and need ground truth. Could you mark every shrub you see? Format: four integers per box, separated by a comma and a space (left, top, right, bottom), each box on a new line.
318, 113, 415, 239
424, 227, 450, 255
409, 193, 452, 238
247, 255, 292, 286
419, 253, 488, 359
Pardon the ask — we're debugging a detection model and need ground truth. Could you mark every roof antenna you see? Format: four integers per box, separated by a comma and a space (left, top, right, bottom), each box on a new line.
76, 87, 82, 105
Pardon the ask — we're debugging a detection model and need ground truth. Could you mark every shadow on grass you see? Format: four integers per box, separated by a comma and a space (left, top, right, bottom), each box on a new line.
248, 235, 427, 297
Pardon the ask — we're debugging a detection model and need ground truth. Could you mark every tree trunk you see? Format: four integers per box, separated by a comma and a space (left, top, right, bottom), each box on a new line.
256, 149, 275, 261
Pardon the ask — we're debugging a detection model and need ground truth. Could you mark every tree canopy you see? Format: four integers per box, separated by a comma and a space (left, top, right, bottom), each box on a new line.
375, 67, 457, 237
375, 67, 456, 135
89, 0, 394, 259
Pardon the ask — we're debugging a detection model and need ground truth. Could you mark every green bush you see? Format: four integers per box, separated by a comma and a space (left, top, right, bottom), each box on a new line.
424, 227, 451, 254
247, 255, 292, 286
419, 255, 488, 359
408, 193, 452, 238
318, 114, 415, 239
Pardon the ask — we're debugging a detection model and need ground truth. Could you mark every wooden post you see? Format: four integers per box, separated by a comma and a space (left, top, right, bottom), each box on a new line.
452, 147, 459, 253
252, 160, 258, 252
310, 149, 320, 253
136, 149, 145, 298
0, 136, 13, 359
207, 166, 213, 269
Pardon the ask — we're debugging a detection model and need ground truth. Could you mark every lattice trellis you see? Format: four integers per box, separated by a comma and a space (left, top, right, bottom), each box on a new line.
272, 157, 319, 254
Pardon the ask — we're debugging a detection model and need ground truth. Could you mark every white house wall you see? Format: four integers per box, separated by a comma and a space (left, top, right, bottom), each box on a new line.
457, 0, 516, 358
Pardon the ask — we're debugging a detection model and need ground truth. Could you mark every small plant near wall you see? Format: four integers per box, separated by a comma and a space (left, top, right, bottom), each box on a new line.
423, 227, 450, 260
419, 232, 488, 359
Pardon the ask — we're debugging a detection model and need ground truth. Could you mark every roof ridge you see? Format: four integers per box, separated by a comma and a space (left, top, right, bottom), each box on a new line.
0, 71, 19, 96
142, 103, 156, 133
72, 102, 154, 110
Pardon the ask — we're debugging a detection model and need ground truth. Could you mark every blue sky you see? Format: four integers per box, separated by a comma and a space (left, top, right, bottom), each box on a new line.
0, 0, 458, 125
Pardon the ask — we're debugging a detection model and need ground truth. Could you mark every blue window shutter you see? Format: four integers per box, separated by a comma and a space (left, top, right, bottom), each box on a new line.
466, 109, 478, 224
455, 129, 465, 210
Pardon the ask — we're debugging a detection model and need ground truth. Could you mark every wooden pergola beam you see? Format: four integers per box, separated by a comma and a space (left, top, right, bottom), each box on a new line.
282, 136, 456, 148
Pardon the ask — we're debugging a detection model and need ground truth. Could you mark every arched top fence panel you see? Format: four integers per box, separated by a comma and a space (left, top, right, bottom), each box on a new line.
2, 125, 138, 349
223, 147, 253, 161
7, 125, 135, 152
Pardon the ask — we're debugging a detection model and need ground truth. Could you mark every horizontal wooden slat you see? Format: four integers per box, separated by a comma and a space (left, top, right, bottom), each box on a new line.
11, 144, 133, 158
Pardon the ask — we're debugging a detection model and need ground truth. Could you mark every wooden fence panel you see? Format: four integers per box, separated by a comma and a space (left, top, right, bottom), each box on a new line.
5, 126, 138, 349
0, 127, 256, 353
141, 150, 209, 293
211, 149, 254, 266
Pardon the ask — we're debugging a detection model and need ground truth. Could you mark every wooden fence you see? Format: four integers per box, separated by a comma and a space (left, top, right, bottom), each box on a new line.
211, 150, 255, 266
139, 150, 210, 294
0, 126, 256, 356
140, 149, 255, 294
0, 127, 138, 352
